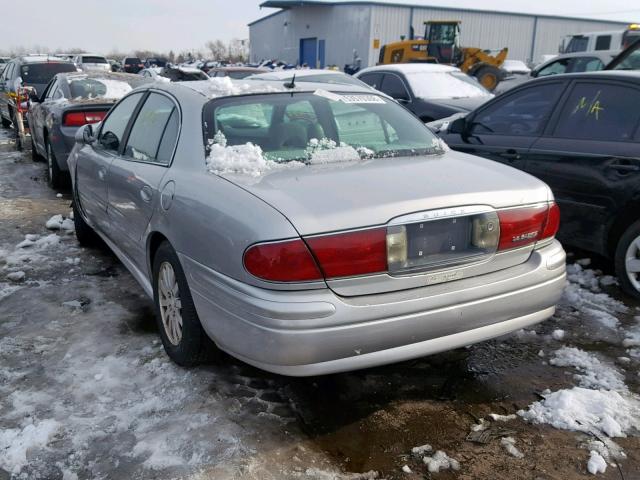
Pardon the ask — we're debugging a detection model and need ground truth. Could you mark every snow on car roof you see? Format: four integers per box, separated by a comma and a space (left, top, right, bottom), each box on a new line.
18, 55, 73, 64
174, 76, 377, 99
358, 63, 460, 74
252, 68, 351, 79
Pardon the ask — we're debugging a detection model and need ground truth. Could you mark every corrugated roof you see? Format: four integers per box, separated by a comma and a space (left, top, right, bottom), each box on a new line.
256, 0, 633, 25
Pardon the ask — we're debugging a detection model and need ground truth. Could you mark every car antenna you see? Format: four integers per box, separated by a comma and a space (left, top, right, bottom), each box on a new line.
284, 73, 296, 90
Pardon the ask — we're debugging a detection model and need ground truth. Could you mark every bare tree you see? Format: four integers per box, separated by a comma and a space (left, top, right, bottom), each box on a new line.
227, 39, 249, 63
206, 40, 227, 61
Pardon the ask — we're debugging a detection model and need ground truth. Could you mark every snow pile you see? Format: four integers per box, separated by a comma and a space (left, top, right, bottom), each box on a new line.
552, 329, 565, 341
422, 450, 460, 473
305, 138, 360, 164
550, 347, 626, 391
520, 388, 640, 438
489, 413, 517, 422
206, 131, 303, 177
0, 419, 61, 474
411, 444, 432, 456
500, 437, 524, 459
45, 214, 74, 231
6, 270, 25, 282
205, 76, 284, 99
623, 318, 640, 351
587, 451, 607, 475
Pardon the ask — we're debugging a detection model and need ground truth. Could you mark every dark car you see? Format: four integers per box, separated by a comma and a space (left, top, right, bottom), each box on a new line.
28, 72, 150, 188
0, 55, 77, 146
144, 57, 168, 68
355, 64, 493, 122
122, 57, 144, 74
432, 71, 640, 298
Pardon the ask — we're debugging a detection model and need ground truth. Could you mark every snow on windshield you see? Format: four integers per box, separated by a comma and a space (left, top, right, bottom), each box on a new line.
68, 77, 133, 100
406, 72, 492, 100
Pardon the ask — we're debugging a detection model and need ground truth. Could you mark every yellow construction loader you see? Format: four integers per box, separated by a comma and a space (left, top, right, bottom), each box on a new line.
379, 21, 509, 91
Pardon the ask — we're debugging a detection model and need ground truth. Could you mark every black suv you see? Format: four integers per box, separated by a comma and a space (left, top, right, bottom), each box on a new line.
434, 71, 640, 298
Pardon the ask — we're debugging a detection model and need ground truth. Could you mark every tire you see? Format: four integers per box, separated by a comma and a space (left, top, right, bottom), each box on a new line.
473, 65, 504, 92
46, 140, 69, 189
614, 220, 640, 300
1, 114, 10, 128
72, 195, 99, 247
31, 135, 43, 161
152, 241, 217, 366
10, 110, 22, 151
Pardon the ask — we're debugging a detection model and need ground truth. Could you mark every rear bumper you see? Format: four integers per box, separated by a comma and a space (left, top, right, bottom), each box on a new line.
182, 240, 566, 376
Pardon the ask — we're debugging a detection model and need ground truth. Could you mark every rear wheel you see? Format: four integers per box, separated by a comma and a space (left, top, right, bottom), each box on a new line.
615, 220, 640, 300
46, 140, 69, 189
152, 241, 218, 366
473, 65, 503, 91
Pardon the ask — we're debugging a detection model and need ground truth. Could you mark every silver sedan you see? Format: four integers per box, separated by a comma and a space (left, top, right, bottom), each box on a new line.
67, 78, 566, 376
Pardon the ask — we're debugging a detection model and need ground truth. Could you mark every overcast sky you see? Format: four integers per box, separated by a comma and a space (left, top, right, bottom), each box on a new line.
0, 0, 639, 54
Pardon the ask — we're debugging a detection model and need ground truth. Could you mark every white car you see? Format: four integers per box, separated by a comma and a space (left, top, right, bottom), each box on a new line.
139, 65, 209, 82
73, 54, 111, 73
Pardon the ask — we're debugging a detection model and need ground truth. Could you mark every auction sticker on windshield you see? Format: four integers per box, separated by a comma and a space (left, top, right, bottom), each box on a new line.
314, 89, 386, 104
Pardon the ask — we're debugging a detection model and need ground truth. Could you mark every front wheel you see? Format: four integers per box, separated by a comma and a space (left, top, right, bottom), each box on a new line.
615, 220, 640, 300
152, 241, 217, 366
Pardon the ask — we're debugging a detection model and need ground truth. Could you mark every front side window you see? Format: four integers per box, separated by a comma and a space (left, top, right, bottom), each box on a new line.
471, 83, 564, 136
124, 93, 178, 164
553, 83, 640, 141
98, 92, 144, 152
595, 35, 611, 51
203, 91, 442, 167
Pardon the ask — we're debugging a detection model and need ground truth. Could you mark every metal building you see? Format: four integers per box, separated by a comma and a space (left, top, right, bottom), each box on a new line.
249, 1, 630, 68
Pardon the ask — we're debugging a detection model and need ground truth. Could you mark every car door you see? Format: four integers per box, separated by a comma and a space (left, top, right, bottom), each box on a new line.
75, 92, 145, 233
106, 91, 180, 266
0, 62, 15, 120
524, 80, 640, 255
441, 81, 568, 170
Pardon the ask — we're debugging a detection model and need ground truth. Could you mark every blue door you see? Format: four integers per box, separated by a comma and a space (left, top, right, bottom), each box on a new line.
300, 38, 317, 67
318, 39, 326, 68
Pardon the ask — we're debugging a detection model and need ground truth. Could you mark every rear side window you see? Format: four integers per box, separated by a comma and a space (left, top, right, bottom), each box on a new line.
537, 59, 570, 77
553, 83, 640, 141
20, 63, 76, 85
595, 35, 611, 51
380, 74, 410, 100
471, 83, 564, 136
570, 57, 604, 73
99, 92, 144, 152
124, 93, 178, 164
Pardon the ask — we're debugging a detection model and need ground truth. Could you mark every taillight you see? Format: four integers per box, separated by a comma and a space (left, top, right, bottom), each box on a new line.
306, 228, 387, 278
63, 111, 106, 127
243, 239, 322, 282
497, 203, 559, 251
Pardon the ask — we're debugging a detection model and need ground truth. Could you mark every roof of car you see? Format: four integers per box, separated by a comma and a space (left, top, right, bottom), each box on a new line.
523, 69, 640, 85
17, 55, 73, 64
210, 66, 269, 72
58, 71, 150, 85
156, 77, 381, 100
251, 68, 354, 79
357, 64, 460, 75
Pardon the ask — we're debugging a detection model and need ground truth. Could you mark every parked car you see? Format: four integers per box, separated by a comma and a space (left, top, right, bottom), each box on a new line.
495, 51, 618, 94
208, 66, 269, 79
251, 68, 372, 88
108, 59, 122, 72
502, 60, 531, 76
431, 71, 640, 298
139, 65, 209, 81
122, 57, 144, 74
0, 55, 77, 146
67, 78, 565, 375
28, 72, 149, 188
0, 57, 10, 74
73, 54, 111, 73
355, 64, 493, 122
144, 57, 168, 68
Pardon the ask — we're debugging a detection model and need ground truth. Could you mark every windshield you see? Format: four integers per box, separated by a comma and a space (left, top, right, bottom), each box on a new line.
405, 71, 491, 99
68, 76, 135, 100
20, 63, 76, 85
203, 91, 444, 174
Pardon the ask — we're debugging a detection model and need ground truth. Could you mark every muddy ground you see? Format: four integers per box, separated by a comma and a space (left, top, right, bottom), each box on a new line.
0, 127, 639, 480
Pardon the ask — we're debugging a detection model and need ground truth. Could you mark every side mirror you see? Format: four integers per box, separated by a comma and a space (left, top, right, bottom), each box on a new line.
28, 90, 40, 103
530, 69, 539, 78
75, 124, 96, 145
447, 117, 467, 135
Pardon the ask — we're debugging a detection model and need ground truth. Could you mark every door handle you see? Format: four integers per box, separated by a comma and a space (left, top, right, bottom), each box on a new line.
499, 149, 521, 161
97, 166, 107, 181
140, 185, 153, 203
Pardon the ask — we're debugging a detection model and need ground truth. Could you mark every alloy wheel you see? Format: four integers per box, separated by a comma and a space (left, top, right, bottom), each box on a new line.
158, 262, 183, 346
625, 234, 640, 293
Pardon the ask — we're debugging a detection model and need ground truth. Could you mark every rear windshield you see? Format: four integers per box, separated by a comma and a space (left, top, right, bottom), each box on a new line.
147, 58, 167, 67
20, 63, 76, 85
163, 69, 206, 81
203, 91, 443, 172
67, 76, 135, 100
227, 71, 255, 79
124, 58, 141, 64
81, 56, 107, 64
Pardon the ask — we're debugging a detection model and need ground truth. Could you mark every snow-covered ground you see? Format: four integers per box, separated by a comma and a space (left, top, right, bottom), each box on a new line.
1, 128, 639, 479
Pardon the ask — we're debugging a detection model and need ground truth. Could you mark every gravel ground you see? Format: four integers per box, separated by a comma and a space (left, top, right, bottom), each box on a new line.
0, 127, 639, 480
